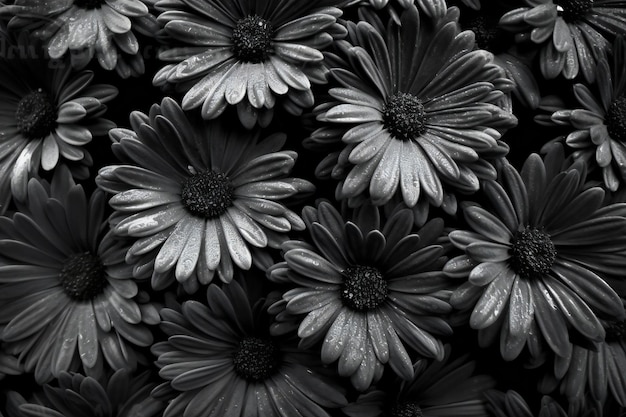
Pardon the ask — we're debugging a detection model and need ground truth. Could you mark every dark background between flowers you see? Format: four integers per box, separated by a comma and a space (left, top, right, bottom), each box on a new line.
0, 1, 614, 415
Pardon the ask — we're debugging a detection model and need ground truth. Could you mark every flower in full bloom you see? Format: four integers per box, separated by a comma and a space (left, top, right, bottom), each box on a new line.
444, 144, 626, 361
0, 30, 117, 214
3, 369, 164, 417
96, 98, 314, 293
1, 0, 159, 78
151, 280, 347, 417
152, 0, 348, 128
498, 0, 626, 83
342, 344, 496, 417
268, 201, 454, 390
311, 5, 515, 212
535, 36, 626, 191
0, 168, 158, 383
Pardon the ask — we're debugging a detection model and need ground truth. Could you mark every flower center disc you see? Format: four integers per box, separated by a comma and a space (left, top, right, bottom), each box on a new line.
383, 93, 426, 141
554, 0, 593, 22
510, 226, 557, 279
16, 89, 57, 139
341, 265, 388, 311
232, 15, 274, 63
605, 320, 626, 343
387, 402, 423, 417
233, 337, 280, 381
606, 96, 626, 143
181, 170, 234, 218
59, 252, 107, 300
74, 0, 104, 9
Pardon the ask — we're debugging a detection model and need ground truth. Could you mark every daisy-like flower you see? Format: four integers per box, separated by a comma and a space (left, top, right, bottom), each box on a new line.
0, 167, 158, 383
1, 0, 159, 78
341, 345, 496, 417
268, 201, 455, 390
459, 2, 541, 110
151, 280, 347, 417
4, 369, 164, 417
538, 316, 626, 412
313, 5, 516, 211
0, 31, 116, 214
498, 0, 626, 83
96, 97, 314, 293
443, 144, 626, 362
152, 0, 348, 128
486, 391, 570, 417
535, 36, 626, 191
352, 0, 448, 21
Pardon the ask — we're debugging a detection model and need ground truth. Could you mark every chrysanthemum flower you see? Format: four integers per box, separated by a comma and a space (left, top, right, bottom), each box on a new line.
498, 0, 626, 83
151, 280, 347, 417
4, 369, 164, 417
342, 345, 496, 417
152, 0, 348, 128
537, 316, 626, 412
96, 97, 314, 293
486, 391, 572, 417
268, 201, 454, 390
0, 168, 158, 383
1, 0, 159, 78
312, 5, 516, 211
0, 32, 117, 215
444, 144, 626, 361
355, 0, 447, 21
535, 36, 626, 191
459, 4, 541, 110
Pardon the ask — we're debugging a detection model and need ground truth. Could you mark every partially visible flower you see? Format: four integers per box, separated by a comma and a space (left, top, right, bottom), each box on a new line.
351, 0, 448, 21
1, 0, 159, 78
151, 280, 347, 417
535, 36, 626, 191
0, 167, 158, 383
485, 390, 602, 417
311, 5, 515, 212
499, 0, 626, 83
96, 98, 313, 293
152, 0, 348, 128
444, 144, 626, 361
459, 3, 541, 110
268, 201, 454, 390
342, 344, 496, 417
0, 31, 116, 214
3, 369, 164, 417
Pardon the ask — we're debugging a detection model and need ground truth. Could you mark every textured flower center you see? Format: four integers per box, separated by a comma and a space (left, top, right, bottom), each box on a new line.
59, 252, 107, 300
463, 15, 506, 53
554, 0, 593, 22
232, 15, 274, 63
15, 89, 57, 139
383, 93, 427, 141
510, 226, 557, 279
605, 320, 626, 343
233, 337, 280, 381
386, 402, 423, 417
341, 265, 388, 311
606, 96, 626, 142
74, 0, 104, 9
181, 170, 234, 218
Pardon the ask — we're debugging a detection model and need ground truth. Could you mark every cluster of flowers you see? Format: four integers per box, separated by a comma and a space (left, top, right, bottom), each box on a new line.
0, 0, 625, 416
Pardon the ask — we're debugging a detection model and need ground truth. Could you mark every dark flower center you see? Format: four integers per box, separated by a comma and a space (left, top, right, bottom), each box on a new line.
233, 337, 280, 381
383, 93, 427, 141
74, 0, 104, 9
232, 15, 274, 63
16, 89, 57, 139
554, 0, 593, 22
606, 96, 626, 143
386, 402, 423, 417
605, 320, 626, 343
341, 265, 388, 311
181, 170, 234, 218
462, 14, 508, 54
59, 252, 107, 300
510, 226, 557, 279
